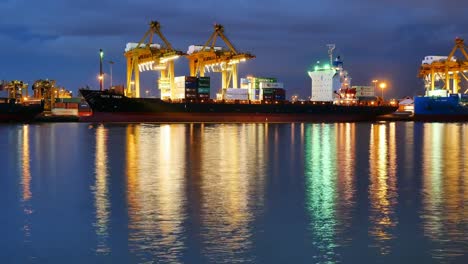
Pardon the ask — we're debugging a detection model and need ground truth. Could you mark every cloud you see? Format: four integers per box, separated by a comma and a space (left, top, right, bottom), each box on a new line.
0, 0, 467, 97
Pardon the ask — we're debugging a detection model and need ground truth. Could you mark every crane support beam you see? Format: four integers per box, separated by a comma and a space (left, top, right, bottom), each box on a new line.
418, 37, 468, 95
186, 24, 255, 94
125, 21, 183, 99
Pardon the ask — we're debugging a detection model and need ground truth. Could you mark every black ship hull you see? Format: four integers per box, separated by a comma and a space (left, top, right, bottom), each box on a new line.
0, 100, 44, 122
80, 89, 398, 123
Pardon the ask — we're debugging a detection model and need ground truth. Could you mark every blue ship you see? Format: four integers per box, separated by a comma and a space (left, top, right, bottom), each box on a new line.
414, 94, 468, 121
415, 37, 468, 121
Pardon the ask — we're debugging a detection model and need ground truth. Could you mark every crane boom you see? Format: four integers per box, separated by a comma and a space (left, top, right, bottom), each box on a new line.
418, 37, 468, 94
125, 21, 183, 99
186, 24, 254, 94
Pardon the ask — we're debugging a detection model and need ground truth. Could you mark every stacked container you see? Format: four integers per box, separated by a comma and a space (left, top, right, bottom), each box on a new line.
241, 76, 278, 100
159, 78, 171, 99
185, 76, 198, 99
225, 88, 249, 100
261, 88, 286, 102
197, 77, 210, 99
175, 76, 198, 99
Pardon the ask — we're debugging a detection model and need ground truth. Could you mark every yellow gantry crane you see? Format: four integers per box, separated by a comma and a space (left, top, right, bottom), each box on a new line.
418, 37, 468, 94
32, 79, 56, 111
125, 21, 184, 99
186, 24, 255, 97
3, 80, 28, 102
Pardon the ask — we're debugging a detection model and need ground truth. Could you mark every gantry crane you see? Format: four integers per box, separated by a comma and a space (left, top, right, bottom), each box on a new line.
125, 21, 184, 99
186, 24, 255, 97
32, 79, 56, 111
3, 80, 28, 102
418, 37, 468, 94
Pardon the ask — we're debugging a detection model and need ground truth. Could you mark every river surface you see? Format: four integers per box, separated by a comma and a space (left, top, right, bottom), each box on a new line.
0, 122, 467, 263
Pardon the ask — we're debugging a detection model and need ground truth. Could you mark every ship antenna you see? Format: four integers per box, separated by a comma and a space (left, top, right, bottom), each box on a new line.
327, 44, 335, 66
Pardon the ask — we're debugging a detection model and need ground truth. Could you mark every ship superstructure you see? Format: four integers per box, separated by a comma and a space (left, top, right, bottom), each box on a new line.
308, 45, 352, 102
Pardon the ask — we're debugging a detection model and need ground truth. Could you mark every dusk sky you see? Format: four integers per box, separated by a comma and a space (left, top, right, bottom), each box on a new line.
0, 0, 466, 99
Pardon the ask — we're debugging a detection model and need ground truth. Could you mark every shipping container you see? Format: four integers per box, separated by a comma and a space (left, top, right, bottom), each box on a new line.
198, 76, 210, 88
51, 108, 79, 116
175, 76, 197, 82
198, 87, 210, 93
66, 103, 79, 109
259, 82, 284, 89
226, 88, 249, 94
253, 77, 277, 88
226, 94, 249, 100
260, 88, 286, 101
55, 102, 66, 108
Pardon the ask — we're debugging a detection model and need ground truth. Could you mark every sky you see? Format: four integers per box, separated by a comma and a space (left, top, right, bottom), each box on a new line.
0, 0, 466, 99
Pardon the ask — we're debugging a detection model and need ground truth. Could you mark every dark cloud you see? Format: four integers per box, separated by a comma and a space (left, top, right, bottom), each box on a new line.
0, 0, 467, 98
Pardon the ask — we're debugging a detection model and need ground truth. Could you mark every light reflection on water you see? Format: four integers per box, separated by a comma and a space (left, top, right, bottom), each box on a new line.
303, 123, 357, 262
421, 123, 468, 262
2, 122, 468, 263
93, 125, 110, 254
368, 123, 398, 255
198, 124, 266, 263
125, 124, 187, 263
304, 124, 339, 262
19, 125, 33, 244
335, 123, 356, 236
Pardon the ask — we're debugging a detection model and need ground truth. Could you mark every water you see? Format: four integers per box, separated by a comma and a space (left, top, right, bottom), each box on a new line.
1, 122, 467, 263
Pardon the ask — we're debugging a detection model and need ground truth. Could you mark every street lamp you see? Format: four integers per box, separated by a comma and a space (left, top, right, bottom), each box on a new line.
98, 75, 104, 90
99, 49, 104, 91
108, 60, 115, 88
379, 82, 387, 101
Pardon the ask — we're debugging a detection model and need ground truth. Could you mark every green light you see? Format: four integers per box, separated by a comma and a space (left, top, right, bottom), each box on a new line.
323, 64, 330, 69
100, 49, 104, 59
314, 66, 319, 71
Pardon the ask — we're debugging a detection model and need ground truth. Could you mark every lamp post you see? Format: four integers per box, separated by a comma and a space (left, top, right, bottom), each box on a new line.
108, 60, 114, 89
98, 75, 104, 91
99, 49, 104, 91
379, 82, 387, 101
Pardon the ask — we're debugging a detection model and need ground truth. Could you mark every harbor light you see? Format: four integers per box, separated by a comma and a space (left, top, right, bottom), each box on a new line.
379, 82, 387, 101
99, 49, 104, 91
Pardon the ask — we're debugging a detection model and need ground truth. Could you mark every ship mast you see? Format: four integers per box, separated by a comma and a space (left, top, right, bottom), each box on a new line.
327, 44, 335, 66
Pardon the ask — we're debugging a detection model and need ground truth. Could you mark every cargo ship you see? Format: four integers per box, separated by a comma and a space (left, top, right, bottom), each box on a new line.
0, 98, 44, 122
413, 94, 468, 121
414, 38, 468, 121
79, 90, 397, 123
80, 44, 397, 123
